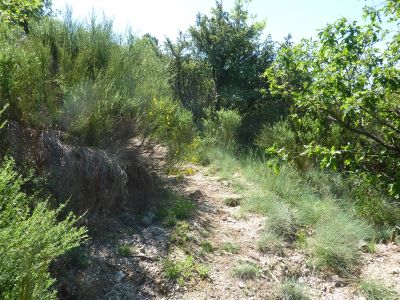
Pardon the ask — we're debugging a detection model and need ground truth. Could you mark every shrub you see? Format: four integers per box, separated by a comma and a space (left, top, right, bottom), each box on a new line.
0, 158, 87, 299
204, 109, 241, 147
144, 97, 195, 159
256, 120, 296, 152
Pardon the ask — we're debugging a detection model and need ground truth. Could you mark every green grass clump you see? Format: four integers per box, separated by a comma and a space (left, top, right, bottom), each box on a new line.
118, 244, 132, 256
200, 240, 215, 253
257, 231, 285, 254
162, 255, 209, 285
281, 280, 310, 300
156, 190, 195, 226
358, 280, 398, 300
232, 260, 261, 279
222, 242, 240, 254
310, 213, 370, 274
265, 201, 297, 239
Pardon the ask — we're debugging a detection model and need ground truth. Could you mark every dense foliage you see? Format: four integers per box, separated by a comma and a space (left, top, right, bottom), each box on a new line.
0, 158, 87, 299
1, 0, 400, 296
265, 3, 400, 203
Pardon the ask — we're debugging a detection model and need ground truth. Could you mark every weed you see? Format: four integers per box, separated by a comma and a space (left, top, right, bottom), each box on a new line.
232, 260, 261, 279
170, 221, 191, 246
200, 240, 214, 253
162, 255, 209, 285
118, 244, 132, 257
257, 231, 284, 255
281, 280, 310, 300
196, 264, 210, 279
156, 190, 195, 226
358, 280, 398, 300
366, 240, 377, 253
222, 242, 240, 254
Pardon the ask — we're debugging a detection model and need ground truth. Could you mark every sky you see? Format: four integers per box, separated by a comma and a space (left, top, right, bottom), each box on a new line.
51, 0, 377, 43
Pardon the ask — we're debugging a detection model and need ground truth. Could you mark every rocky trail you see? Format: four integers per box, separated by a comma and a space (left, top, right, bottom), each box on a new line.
56, 161, 400, 299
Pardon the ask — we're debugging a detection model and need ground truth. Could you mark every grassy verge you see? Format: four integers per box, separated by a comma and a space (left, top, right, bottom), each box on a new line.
201, 146, 375, 275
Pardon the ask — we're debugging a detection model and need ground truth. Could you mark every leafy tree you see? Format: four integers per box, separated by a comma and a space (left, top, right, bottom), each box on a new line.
0, 0, 52, 33
165, 33, 215, 123
265, 2, 400, 198
189, 0, 272, 112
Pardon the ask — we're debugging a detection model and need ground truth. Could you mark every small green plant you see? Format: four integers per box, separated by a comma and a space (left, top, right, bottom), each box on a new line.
200, 240, 215, 253
195, 264, 210, 280
281, 280, 310, 300
118, 244, 132, 256
358, 280, 398, 300
366, 240, 377, 254
232, 260, 261, 279
257, 231, 284, 255
222, 242, 240, 254
170, 221, 191, 246
157, 191, 195, 226
162, 255, 208, 285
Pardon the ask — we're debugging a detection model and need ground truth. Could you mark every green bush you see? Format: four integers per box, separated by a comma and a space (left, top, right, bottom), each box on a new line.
256, 120, 296, 152
143, 97, 195, 158
0, 158, 87, 299
204, 109, 241, 147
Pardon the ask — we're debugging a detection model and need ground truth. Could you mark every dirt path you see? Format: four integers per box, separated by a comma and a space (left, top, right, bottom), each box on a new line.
56, 159, 400, 299
167, 165, 400, 300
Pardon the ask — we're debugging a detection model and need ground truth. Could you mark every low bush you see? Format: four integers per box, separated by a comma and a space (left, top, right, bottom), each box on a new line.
203, 109, 241, 148
0, 158, 87, 299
